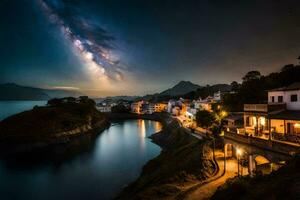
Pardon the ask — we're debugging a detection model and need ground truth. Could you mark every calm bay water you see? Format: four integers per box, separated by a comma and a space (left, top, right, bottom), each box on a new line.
0, 101, 47, 120
0, 101, 162, 200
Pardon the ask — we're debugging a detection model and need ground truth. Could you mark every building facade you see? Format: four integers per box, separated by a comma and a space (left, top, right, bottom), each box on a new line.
241, 83, 300, 144
131, 101, 143, 114
155, 102, 168, 112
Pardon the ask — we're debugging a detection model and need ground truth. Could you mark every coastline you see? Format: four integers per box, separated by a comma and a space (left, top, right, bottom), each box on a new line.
0, 99, 111, 155
115, 113, 217, 200
0, 110, 218, 199
0, 118, 110, 156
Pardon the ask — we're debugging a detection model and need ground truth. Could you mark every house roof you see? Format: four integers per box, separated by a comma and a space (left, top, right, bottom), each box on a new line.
269, 110, 300, 120
268, 82, 300, 92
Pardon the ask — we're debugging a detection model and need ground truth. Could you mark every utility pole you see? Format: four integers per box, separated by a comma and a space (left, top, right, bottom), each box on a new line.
224, 145, 226, 174
237, 155, 240, 176
236, 148, 242, 177
241, 159, 243, 176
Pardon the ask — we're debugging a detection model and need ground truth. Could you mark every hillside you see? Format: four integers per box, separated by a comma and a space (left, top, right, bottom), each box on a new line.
0, 83, 82, 100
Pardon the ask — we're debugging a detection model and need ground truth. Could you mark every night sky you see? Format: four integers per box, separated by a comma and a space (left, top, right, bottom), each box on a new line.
1, 0, 300, 97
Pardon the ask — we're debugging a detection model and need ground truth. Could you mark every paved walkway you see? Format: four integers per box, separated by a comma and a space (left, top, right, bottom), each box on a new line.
176, 117, 249, 200
184, 156, 248, 200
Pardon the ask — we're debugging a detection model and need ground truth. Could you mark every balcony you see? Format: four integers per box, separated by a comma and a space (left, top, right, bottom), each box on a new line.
244, 104, 268, 112
244, 103, 286, 113
224, 131, 300, 155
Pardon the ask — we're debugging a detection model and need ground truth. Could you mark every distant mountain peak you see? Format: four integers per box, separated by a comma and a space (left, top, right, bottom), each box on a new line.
0, 83, 83, 101
159, 81, 201, 96
172, 80, 199, 88
3, 83, 19, 86
178, 80, 193, 84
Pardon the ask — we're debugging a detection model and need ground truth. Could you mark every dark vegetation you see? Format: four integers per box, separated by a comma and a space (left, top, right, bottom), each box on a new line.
196, 110, 215, 128
0, 97, 107, 142
223, 58, 300, 111
211, 155, 300, 200
118, 119, 216, 199
111, 104, 130, 113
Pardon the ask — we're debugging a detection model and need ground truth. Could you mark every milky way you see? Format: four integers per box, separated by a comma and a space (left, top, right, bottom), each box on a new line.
37, 0, 124, 82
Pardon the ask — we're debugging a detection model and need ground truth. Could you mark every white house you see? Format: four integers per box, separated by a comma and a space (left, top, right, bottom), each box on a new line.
167, 100, 176, 113
213, 91, 222, 101
268, 82, 300, 110
242, 82, 300, 144
143, 103, 156, 114
193, 99, 213, 112
96, 104, 112, 113
131, 101, 143, 114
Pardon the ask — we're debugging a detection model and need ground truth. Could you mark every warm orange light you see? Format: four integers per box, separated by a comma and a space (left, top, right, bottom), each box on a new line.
260, 117, 266, 126
221, 111, 227, 117
294, 123, 300, 128
236, 148, 243, 156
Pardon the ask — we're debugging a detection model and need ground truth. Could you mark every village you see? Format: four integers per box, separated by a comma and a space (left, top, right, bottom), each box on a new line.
96, 82, 300, 148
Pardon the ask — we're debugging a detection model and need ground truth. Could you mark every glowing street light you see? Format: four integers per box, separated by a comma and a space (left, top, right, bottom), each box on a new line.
236, 148, 243, 176
221, 111, 227, 118
236, 148, 243, 156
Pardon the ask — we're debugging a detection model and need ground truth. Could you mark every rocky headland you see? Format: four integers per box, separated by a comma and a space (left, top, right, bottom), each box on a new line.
0, 97, 109, 153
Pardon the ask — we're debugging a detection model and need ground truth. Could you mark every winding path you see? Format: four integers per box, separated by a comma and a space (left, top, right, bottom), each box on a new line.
184, 157, 247, 200
177, 118, 248, 200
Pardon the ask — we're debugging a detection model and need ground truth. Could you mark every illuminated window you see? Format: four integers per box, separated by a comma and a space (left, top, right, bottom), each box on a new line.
260, 117, 265, 126
252, 116, 257, 126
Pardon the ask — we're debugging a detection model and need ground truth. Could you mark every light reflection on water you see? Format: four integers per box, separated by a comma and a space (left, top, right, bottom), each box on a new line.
0, 119, 162, 200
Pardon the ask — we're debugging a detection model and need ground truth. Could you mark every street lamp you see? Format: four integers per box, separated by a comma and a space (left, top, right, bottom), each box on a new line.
236, 148, 243, 177
236, 148, 242, 157
221, 111, 227, 117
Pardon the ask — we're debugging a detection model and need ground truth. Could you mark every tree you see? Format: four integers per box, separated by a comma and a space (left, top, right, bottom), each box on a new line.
47, 98, 62, 106
230, 81, 240, 92
195, 110, 215, 128
242, 71, 261, 82
281, 64, 294, 72
79, 96, 89, 103
111, 104, 130, 113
